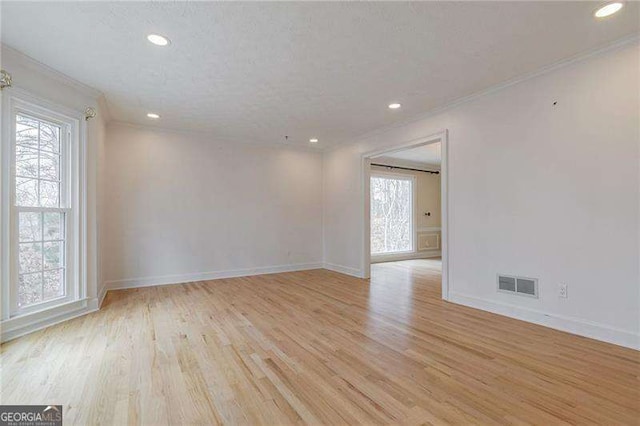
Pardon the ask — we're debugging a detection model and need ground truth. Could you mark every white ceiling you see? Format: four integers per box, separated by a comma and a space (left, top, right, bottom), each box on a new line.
375, 143, 442, 168
1, 2, 638, 148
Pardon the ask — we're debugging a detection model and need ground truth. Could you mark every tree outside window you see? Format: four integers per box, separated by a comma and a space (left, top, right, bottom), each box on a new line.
370, 175, 413, 254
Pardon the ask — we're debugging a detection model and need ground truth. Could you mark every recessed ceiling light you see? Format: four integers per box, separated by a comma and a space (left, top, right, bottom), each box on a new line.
388, 103, 401, 109
147, 113, 160, 119
309, 138, 319, 143
594, 2, 623, 18
147, 34, 170, 46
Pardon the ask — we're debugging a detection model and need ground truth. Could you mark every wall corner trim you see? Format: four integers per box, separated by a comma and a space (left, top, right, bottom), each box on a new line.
448, 291, 639, 350
97, 285, 108, 308
322, 263, 366, 278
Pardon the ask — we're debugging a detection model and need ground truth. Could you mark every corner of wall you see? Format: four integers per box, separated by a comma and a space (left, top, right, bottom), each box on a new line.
322, 262, 366, 279
98, 283, 108, 308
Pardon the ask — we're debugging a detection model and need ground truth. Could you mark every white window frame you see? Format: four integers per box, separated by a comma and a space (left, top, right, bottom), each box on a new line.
1, 89, 87, 321
369, 171, 417, 256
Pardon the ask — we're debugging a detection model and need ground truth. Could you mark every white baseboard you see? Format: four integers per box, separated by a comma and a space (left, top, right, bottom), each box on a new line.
105, 262, 324, 290
1, 298, 99, 343
448, 291, 639, 350
322, 262, 365, 278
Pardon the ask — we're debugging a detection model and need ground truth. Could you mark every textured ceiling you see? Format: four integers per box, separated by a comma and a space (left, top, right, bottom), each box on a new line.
1, 2, 638, 148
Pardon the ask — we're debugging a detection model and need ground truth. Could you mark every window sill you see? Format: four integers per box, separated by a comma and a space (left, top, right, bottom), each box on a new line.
12, 294, 75, 318
1, 296, 99, 343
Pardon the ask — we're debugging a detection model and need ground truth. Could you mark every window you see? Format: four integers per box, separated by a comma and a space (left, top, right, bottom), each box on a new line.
15, 114, 68, 309
3, 93, 82, 318
370, 174, 415, 255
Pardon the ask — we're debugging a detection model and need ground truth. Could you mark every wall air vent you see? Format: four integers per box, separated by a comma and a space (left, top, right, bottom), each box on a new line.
498, 275, 516, 292
497, 274, 538, 298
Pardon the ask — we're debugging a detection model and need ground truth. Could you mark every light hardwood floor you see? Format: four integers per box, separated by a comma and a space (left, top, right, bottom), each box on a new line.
1, 259, 639, 425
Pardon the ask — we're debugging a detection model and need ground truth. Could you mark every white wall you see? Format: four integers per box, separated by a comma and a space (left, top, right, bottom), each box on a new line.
103, 123, 323, 288
323, 41, 640, 349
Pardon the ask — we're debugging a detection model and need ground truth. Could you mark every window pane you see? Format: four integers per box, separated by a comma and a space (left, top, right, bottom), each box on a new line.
18, 273, 43, 307
370, 176, 413, 254
39, 180, 59, 207
19, 242, 43, 273
43, 212, 63, 241
43, 241, 64, 270
15, 145, 39, 178
40, 122, 60, 153
16, 177, 38, 206
16, 115, 38, 149
39, 151, 60, 181
19, 212, 42, 242
43, 269, 64, 300
13, 112, 70, 312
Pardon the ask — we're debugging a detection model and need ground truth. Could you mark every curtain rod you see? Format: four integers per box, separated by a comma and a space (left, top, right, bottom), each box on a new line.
371, 163, 440, 175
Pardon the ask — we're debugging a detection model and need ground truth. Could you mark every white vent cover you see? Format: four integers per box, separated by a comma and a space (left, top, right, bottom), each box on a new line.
497, 274, 538, 298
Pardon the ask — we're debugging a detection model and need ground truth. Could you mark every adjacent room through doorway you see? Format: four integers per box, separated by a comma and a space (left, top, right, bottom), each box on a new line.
367, 140, 445, 297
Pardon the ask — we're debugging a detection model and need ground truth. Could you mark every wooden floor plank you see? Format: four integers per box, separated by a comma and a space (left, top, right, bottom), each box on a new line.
1, 259, 639, 425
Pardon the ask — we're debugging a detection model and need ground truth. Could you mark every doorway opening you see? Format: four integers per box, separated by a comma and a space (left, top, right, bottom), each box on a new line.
362, 131, 449, 300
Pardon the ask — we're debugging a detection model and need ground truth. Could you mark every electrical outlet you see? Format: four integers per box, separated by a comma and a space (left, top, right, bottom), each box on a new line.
558, 283, 568, 298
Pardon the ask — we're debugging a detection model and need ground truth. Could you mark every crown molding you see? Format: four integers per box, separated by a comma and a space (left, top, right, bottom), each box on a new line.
107, 120, 323, 153
1, 43, 103, 100
325, 34, 640, 152
3, 31, 637, 152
